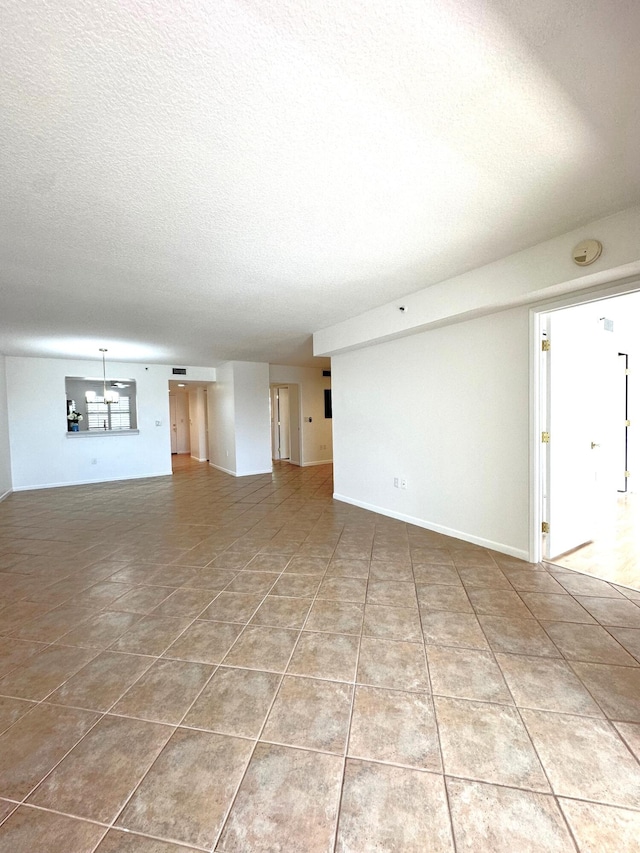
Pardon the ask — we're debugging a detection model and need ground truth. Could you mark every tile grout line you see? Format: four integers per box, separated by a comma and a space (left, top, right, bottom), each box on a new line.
208, 523, 346, 851
327, 529, 373, 853
412, 544, 459, 853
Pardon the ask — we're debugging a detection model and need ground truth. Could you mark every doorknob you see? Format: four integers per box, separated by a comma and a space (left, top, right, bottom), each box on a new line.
590, 442, 600, 449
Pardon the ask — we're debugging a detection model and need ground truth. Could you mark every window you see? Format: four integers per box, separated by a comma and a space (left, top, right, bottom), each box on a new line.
86, 395, 131, 431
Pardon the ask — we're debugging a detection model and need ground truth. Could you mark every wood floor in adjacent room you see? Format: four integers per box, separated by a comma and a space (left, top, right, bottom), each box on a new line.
0, 458, 639, 851
550, 493, 640, 591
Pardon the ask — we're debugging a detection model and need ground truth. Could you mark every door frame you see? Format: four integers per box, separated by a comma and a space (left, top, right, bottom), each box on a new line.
270, 383, 302, 465
529, 276, 640, 563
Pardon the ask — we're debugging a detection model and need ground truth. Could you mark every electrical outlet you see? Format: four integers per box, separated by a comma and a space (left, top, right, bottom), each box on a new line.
401, 478, 407, 489
393, 477, 399, 488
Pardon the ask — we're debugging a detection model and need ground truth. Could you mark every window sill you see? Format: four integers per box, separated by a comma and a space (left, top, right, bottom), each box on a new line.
66, 430, 140, 438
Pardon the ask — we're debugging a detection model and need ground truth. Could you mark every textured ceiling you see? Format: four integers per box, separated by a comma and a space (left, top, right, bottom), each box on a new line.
1, 0, 639, 367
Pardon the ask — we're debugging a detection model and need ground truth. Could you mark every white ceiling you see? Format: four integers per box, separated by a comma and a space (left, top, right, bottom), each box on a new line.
1, 0, 639, 367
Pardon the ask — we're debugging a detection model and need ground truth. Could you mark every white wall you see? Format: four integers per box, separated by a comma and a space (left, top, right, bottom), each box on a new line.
208, 361, 271, 477
593, 293, 640, 494
269, 365, 333, 465
6, 356, 175, 490
0, 355, 12, 499
233, 362, 272, 476
315, 205, 640, 358
332, 308, 530, 558
208, 362, 236, 474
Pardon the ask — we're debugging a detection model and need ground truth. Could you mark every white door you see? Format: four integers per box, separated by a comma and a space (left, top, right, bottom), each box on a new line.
204, 388, 210, 461
278, 387, 290, 459
544, 306, 619, 559
169, 395, 178, 454
175, 393, 190, 454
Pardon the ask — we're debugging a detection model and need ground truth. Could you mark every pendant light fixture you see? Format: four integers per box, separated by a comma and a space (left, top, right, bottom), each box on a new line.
100, 348, 119, 405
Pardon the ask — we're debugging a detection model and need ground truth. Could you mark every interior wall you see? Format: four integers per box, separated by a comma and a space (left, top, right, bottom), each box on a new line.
0, 355, 12, 499
6, 356, 173, 489
609, 302, 639, 493
314, 205, 640, 358
233, 361, 272, 476
269, 364, 333, 465
208, 361, 271, 476
208, 362, 236, 474
332, 307, 530, 558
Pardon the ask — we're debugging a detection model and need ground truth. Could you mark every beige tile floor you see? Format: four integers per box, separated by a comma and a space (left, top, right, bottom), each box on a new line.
0, 456, 639, 852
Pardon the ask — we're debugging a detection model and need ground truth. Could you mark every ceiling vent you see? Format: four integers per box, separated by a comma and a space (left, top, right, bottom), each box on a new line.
172, 368, 187, 375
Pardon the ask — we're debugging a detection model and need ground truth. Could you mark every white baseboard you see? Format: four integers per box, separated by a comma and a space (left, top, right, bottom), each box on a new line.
209, 462, 272, 477
301, 459, 333, 467
0, 488, 12, 502
190, 456, 207, 462
12, 471, 172, 491
333, 493, 529, 561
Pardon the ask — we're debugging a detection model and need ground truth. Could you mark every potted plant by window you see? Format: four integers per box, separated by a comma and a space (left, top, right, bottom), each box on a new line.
67, 410, 83, 432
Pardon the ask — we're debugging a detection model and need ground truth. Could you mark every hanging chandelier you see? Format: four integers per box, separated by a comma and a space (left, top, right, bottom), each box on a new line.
99, 348, 119, 405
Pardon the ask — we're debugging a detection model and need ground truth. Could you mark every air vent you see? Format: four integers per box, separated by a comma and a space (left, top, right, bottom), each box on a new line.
322, 370, 331, 377
172, 368, 187, 375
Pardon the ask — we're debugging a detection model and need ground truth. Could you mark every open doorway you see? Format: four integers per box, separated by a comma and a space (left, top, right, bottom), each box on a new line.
168, 380, 211, 467
535, 290, 639, 589
270, 384, 301, 465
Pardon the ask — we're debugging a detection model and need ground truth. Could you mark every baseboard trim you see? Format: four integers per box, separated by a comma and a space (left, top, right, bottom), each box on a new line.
12, 471, 172, 491
0, 487, 12, 502
301, 459, 333, 467
209, 462, 272, 477
332, 493, 529, 560
190, 456, 207, 462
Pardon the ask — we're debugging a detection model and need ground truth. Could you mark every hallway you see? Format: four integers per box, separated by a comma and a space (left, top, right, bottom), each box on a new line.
0, 460, 639, 851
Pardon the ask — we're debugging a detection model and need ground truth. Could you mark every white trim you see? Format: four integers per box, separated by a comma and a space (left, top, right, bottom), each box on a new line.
0, 488, 12, 502
529, 275, 640, 564
11, 471, 172, 491
529, 308, 543, 564
301, 459, 333, 467
209, 462, 272, 477
209, 462, 236, 476
65, 429, 140, 438
190, 455, 207, 462
333, 493, 529, 560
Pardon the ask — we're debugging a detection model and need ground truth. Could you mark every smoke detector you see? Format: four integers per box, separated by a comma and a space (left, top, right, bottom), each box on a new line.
572, 239, 602, 266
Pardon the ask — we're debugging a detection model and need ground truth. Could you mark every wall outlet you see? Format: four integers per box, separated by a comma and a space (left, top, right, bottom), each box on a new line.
393, 477, 399, 488
401, 478, 407, 489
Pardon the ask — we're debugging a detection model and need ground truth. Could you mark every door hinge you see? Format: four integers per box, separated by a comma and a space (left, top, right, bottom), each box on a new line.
541, 339, 551, 352
541, 432, 550, 443
625, 368, 630, 375
625, 471, 630, 478
625, 420, 631, 427
541, 521, 550, 534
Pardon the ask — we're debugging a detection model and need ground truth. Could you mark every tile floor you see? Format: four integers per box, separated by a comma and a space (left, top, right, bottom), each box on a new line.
0, 457, 639, 852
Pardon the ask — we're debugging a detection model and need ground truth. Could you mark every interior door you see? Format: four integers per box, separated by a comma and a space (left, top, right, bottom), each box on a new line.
545, 306, 619, 559
278, 387, 290, 459
169, 395, 178, 454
